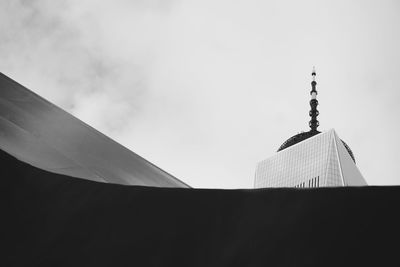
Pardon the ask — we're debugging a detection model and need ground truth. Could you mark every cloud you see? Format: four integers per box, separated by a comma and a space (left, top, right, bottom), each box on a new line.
0, 0, 151, 132
1, 0, 400, 187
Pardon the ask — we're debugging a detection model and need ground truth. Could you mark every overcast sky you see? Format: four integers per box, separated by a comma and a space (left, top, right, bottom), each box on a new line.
1, 0, 399, 188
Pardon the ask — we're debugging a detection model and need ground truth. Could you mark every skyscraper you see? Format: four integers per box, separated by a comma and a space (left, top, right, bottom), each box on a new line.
254, 69, 367, 188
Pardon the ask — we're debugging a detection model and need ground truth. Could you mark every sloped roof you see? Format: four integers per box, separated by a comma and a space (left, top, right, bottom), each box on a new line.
0, 72, 189, 187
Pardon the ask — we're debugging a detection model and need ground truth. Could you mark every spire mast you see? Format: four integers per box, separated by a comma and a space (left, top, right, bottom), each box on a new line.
309, 67, 319, 132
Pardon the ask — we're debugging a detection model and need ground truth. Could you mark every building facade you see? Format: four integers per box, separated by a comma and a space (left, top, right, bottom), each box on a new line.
254, 129, 367, 188
254, 69, 367, 188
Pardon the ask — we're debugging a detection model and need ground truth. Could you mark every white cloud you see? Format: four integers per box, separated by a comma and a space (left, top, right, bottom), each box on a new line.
1, 0, 400, 187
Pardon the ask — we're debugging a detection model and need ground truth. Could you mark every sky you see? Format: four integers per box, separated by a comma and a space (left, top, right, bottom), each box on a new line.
1, 0, 399, 188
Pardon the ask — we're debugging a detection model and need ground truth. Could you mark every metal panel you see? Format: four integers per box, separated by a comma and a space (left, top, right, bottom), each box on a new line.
0, 72, 189, 188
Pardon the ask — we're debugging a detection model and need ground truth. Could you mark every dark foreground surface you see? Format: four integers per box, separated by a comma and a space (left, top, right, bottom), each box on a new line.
3, 148, 400, 267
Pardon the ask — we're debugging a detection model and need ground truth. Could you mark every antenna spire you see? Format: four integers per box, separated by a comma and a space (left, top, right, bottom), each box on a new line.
309, 67, 319, 131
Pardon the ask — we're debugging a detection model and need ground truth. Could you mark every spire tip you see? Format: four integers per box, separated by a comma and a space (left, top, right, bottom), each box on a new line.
309, 67, 319, 131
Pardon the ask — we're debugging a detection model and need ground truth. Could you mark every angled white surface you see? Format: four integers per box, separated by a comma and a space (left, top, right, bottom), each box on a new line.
334, 131, 367, 186
325, 132, 344, 186
254, 129, 367, 188
0, 72, 189, 187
